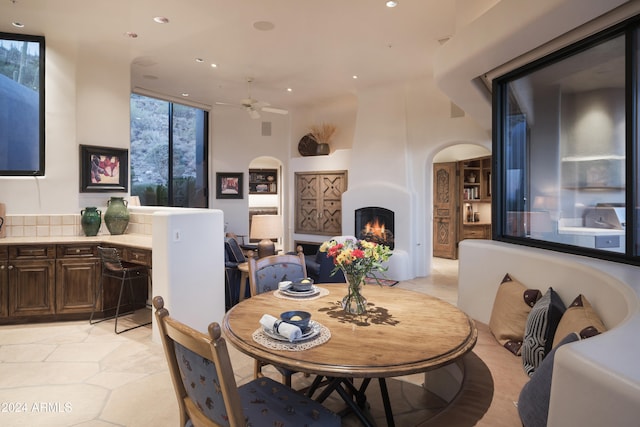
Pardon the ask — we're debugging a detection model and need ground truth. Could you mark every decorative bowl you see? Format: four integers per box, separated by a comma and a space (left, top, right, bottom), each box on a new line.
291, 278, 314, 292
280, 310, 311, 330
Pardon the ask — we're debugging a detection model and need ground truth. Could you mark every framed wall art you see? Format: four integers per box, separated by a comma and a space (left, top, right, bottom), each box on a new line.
216, 172, 243, 199
79, 145, 128, 192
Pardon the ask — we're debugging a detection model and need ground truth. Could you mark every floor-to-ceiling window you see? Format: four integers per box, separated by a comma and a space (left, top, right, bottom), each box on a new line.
130, 93, 208, 207
494, 17, 639, 265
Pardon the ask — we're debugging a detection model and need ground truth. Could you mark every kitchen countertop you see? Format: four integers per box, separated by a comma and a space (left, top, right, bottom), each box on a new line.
0, 234, 152, 250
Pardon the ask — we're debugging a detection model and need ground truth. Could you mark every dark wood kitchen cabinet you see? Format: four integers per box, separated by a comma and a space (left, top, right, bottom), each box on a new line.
0, 242, 150, 324
55, 244, 99, 314
0, 246, 8, 317
8, 245, 56, 317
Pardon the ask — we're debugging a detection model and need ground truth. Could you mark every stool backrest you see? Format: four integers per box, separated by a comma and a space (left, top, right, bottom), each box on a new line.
97, 246, 124, 272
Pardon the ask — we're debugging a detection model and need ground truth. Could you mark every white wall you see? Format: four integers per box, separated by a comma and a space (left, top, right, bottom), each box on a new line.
339, 77, 488, 278
210, 107, 291, 238
434, 0, 629, 128
291, 94, 358, 158
0, 22, 490, 282
0, 34, 131, 215
152, 209, 225, 339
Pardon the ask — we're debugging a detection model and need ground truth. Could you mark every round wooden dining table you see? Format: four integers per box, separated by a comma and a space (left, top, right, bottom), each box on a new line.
222, 283, 477, 426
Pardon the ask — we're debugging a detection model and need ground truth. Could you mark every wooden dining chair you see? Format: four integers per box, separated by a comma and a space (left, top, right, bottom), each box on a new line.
247, 246, 307, 296
153, 296, 340, 427
247, 247, 307, 385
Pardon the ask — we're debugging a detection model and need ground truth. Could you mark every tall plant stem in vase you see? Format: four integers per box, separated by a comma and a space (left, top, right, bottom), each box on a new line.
342, 270, 367, 315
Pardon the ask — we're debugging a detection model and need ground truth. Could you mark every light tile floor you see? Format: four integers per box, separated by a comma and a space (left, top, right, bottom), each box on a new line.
0, 258, 458, 427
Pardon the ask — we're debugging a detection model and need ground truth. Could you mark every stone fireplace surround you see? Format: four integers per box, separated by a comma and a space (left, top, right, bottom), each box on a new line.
342, 182, 413, 281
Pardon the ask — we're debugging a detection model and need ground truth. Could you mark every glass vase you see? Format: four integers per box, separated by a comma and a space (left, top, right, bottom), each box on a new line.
341, 270, 368, 315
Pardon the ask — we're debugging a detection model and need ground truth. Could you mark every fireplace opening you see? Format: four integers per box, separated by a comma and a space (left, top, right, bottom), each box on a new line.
355, 207, 395, 250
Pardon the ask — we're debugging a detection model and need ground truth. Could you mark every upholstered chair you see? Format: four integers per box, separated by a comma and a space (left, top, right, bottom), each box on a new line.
247, 247, 307, 385
153, 296, 340, 427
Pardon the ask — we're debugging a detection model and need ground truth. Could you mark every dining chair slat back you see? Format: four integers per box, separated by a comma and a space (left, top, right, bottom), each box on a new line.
248, 248, 307, 297
153, 296, 340, 427
247, 247, 307, 385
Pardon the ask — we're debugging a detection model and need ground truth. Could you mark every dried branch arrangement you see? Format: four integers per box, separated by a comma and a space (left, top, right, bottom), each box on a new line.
309, 123, 337, 144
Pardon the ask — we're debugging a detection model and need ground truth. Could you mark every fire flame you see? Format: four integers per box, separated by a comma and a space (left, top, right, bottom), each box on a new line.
364, 218, 386, 239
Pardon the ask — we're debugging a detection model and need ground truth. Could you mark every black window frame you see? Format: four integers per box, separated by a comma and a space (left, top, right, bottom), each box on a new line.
0, 32, 45, 176
492, 15, 640, 266
130, 93, 209, 208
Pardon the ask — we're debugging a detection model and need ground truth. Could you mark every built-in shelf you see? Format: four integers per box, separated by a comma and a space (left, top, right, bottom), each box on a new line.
460, 156, 492, 236
249, 169, 277, 194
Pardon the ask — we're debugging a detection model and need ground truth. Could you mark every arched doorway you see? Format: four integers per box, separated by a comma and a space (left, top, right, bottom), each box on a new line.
432, 144, 491, 259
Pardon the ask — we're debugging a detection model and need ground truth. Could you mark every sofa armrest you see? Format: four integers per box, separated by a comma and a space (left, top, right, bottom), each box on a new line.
548, 315, 640, 426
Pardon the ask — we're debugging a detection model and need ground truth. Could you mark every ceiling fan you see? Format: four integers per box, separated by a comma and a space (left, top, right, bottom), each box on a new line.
215, 78, 288, 119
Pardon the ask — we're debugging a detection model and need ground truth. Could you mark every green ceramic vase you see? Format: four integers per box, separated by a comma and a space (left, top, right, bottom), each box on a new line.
104, 197, 130, 235
80, 207, 102, 236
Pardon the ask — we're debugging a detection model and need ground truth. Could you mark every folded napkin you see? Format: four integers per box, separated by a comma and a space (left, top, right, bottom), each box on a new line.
278, 281, 292, 291
259, 314, 302, 342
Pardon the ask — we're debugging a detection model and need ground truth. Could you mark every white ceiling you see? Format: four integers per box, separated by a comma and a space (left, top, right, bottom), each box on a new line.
0, 0, 458, 112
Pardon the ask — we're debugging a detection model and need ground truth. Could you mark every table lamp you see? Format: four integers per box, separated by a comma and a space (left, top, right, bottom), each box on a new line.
250, 215, 282, 258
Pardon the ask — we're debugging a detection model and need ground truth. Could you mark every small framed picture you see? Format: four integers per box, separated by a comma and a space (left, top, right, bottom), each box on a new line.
216, 172, 243, 199
79, 145, 128, 192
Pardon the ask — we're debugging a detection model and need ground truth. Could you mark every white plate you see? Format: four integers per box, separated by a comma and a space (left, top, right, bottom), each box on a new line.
263, 320, 322, 342
280, 285, 320, 297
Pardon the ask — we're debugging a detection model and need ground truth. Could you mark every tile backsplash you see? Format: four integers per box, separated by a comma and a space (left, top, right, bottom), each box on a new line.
2, 213, 153, 238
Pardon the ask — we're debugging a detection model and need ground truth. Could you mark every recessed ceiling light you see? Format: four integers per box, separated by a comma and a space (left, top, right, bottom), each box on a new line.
195, 58, 204, 63
181, 93, 189, 97
210, 63, 218, 68
124, 32, 138, 38
253, 21, 275, 31
153, 16, 169, 24
287, 88, 292, 92
386, 1, 398, 7
352, 75, 358, 79
12, 22, 24, 28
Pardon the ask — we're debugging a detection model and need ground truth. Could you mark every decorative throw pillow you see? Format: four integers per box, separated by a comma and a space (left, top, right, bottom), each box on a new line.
521, 287, 566, 376
489, 273, 542, 355
518, 333, 580, 427
552, 294, 606, 348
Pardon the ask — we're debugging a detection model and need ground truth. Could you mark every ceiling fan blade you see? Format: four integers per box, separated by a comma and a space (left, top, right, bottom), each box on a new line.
261, 106, 289, 115
248, 108, 261, 119
215, 101, 241, 108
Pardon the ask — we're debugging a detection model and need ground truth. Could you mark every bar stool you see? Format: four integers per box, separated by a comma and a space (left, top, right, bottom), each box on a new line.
90, 246, 151, 334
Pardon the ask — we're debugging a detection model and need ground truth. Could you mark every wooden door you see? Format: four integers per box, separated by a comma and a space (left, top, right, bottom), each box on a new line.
296, 173, 320, 233
296, 171, 347, 235
433, 162, 458, 259
319, 173, 346, 235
